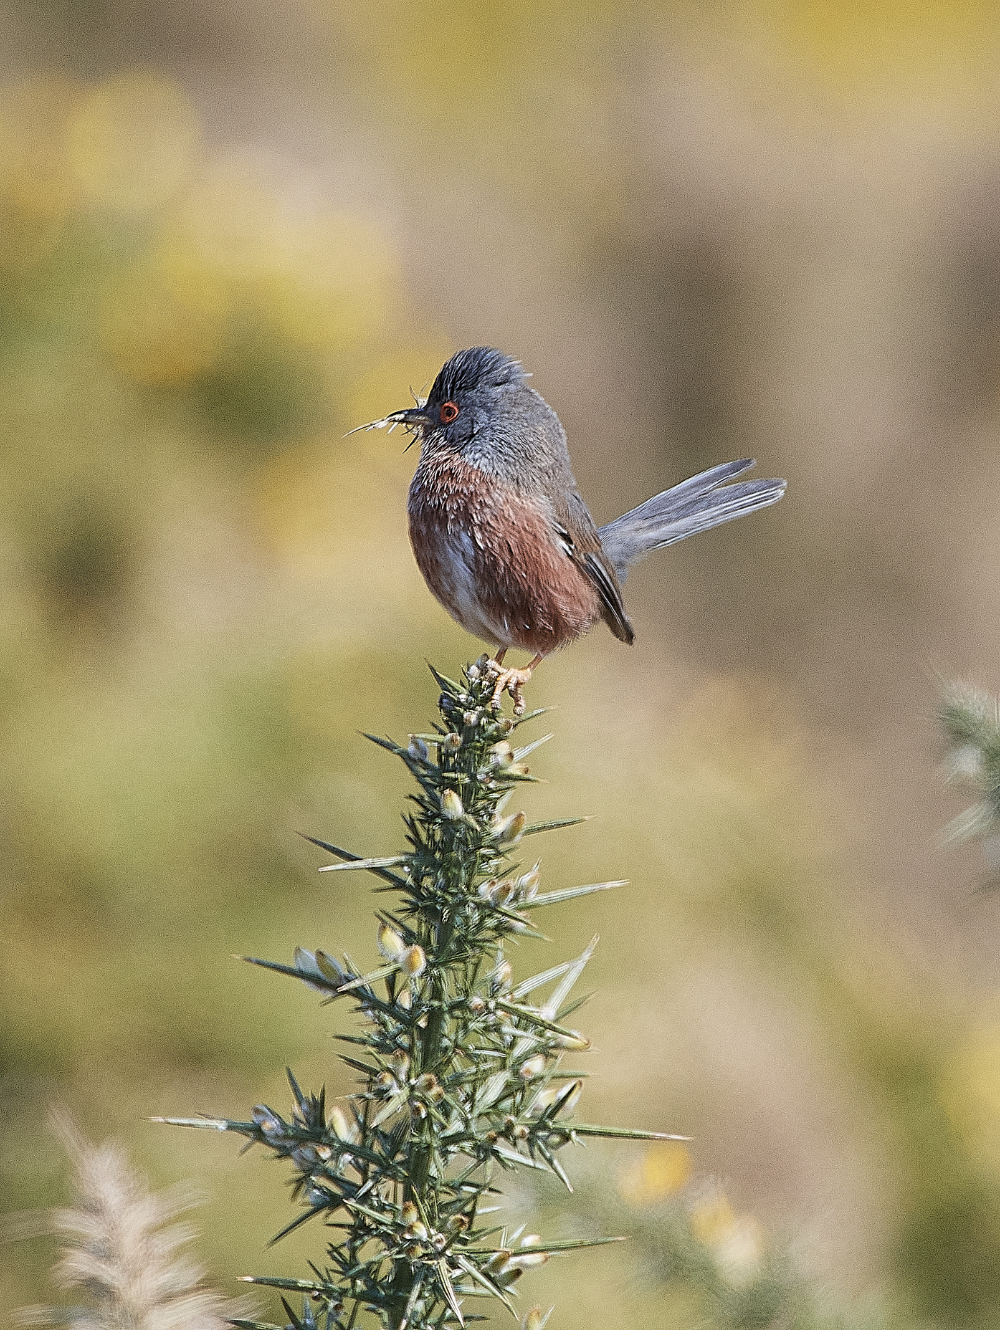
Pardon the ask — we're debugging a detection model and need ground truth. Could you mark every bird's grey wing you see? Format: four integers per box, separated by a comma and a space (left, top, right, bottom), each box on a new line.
553, 490, 635, 645
599, 459, 786, 580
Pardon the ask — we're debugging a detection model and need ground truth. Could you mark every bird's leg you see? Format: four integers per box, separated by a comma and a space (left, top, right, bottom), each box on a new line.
485, 652, 544, 716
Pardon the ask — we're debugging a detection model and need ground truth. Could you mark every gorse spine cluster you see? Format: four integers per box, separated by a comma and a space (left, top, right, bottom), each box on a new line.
166, 659, 669, 1330
939, 682, 1000, 857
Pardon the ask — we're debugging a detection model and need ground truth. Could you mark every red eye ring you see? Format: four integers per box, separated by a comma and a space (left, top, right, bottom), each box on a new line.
439, 400, 459, 424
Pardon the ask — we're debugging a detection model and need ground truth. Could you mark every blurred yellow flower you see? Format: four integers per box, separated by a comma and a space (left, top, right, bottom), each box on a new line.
618, 1140, 693, 1205
689, 1187, 738, 1246
689, 1185, 765, 1284
66, 70, 200, 213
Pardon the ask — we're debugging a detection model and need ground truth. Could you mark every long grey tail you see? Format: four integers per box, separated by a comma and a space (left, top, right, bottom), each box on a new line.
598, 459, 786, 582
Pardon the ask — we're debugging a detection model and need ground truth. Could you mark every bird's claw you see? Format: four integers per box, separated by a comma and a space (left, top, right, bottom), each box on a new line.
485, 661, 534, 716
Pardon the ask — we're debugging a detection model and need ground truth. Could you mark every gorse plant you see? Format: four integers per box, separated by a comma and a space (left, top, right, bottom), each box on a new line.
164, 659, 671, 1330
939, 682, 1000, 868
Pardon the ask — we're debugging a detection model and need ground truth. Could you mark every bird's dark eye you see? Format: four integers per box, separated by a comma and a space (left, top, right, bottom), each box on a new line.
439, 401, 459, 424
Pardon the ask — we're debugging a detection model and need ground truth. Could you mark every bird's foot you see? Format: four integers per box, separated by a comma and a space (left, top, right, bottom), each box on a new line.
485, 654, 542, 716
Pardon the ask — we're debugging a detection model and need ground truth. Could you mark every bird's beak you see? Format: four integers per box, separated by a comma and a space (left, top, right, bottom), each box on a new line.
386, 406, 432, 428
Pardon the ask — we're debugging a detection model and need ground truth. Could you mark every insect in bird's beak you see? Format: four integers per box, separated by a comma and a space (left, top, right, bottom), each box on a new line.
346, 401, 430, 448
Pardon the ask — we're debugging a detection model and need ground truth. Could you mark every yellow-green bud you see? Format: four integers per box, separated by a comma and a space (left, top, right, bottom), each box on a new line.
329, 1105, 352, 1140
519, 1054, 547, 1080
494, 879, 516, 904
440, 788, 464, 819
533, 1079, 583, 1115
489, 740, 514, 767
516, 865, 541, 899
492, 810, 526, 845
377, 923, 405, 960
401, 944, 426, 976
509, 1251, 549, 1271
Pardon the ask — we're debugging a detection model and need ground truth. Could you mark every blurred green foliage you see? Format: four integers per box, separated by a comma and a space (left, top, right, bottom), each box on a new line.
5, 6, 1000, 1330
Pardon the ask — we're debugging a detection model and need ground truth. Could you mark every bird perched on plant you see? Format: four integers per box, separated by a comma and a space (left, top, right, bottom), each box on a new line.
356, 347, 785, 712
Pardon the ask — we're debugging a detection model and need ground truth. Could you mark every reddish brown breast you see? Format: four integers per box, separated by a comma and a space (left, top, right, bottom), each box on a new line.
407, 449, 602, 655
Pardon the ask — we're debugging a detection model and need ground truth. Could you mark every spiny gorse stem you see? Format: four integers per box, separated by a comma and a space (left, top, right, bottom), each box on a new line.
17, 1113, 241, 1330
939, 682, 1000, 865
164, 659, 671, 1330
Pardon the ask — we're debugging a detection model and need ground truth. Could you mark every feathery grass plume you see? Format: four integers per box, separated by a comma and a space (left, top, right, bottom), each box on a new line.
938, 682, 1000, 877
162, 658, 676, 1330
16, 1112, 242, 1330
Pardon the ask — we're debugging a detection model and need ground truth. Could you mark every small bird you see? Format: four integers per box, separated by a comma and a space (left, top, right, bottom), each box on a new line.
357, 347, 785, 712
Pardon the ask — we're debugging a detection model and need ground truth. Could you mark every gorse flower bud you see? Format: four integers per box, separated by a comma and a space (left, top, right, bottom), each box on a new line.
377, 923, 405, 960
519, 1054, 547, 1080
532, 1078, 583, 1116
329, 1105, 353, 1141
521, 1308, 552, 1330
251, 1105, 283, 1137
440, 788, 464, 819
401, 944, 426, 975
492, 810, 526, 845
293, 946, 347, 992
516, 864, 541, 899
508, 1251, 550, 1272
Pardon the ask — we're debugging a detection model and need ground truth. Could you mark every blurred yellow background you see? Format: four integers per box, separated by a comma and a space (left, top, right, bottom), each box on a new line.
5, 2, 1000, 1325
